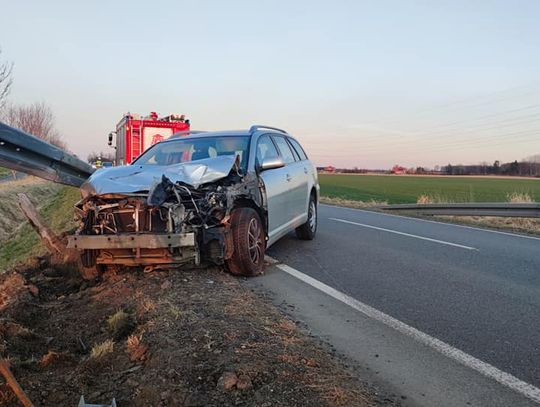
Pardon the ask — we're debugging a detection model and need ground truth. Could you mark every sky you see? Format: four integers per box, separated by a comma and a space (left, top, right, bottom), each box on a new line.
1, 0, 539, 169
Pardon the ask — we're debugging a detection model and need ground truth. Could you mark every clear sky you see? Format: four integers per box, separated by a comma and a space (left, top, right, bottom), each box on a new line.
1, 0, 539, 168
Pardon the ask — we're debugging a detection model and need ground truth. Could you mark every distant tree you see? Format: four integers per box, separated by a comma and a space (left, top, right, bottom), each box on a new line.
0, 48, 13, 110
523, 155, 540, 176
446, 163, 453, 175
493, 160, 500, 174
480, 161, 488, 175
3, 102, 66, 149
506, 160, 519, 175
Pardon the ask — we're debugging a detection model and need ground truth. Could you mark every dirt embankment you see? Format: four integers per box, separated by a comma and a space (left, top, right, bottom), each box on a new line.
0, 256, 389, 407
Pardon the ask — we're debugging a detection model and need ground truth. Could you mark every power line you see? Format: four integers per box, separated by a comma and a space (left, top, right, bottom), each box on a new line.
339, 128, 540, 154
362, 83, 540, 126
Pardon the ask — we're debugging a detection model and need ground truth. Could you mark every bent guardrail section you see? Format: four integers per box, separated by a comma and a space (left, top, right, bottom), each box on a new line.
380, 203, 540, 218
0, 121, 94, 187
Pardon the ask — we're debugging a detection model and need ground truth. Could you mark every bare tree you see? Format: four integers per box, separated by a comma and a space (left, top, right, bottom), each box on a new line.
0, 48, 13, 110
3, 102, 66, 149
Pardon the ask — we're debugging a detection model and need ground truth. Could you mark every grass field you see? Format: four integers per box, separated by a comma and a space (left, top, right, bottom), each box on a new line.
0, 183, 80, 271
0, 167, 11, 178
319, 174, 540, 204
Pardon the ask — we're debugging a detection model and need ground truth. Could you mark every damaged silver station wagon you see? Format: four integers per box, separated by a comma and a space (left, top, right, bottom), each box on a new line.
67, 126, 319, 276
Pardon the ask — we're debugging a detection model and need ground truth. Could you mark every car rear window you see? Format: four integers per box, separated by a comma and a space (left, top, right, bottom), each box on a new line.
287, 137, 308, 161
272, 136, 296, 164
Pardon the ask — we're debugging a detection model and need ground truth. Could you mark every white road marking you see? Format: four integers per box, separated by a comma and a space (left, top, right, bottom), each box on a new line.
321, 203, 540, 242
330, 217, 478, 250
271, 259, 540, 404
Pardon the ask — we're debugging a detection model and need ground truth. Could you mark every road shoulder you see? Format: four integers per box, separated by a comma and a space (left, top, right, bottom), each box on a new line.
245, 264, 538, 407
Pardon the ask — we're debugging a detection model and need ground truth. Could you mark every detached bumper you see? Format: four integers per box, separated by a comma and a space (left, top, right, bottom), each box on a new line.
67, 233, 196, 250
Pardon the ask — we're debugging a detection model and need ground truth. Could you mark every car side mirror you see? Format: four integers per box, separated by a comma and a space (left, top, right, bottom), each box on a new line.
107, 132, 115, 146
259, 157, 285, 172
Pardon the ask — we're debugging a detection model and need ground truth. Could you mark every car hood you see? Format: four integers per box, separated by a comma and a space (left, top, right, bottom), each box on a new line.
80, 155, 240, 198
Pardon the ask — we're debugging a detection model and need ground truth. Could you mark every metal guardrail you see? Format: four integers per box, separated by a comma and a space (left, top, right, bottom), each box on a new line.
0, 121, 94, 187
380, 203, 540, 218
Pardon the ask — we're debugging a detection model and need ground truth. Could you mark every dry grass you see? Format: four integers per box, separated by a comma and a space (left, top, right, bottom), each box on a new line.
137, 298, 157, 316
163, 300, 183, 320
322, 385, 357, 406
40, 350, 71, 367
107, 310, 134, 340
89, 339, 114, 360
506, 192, 533, 203
416, 193, 456, 204
319, 196, 387, 208
416, 191, 540, 234
126, 334, 149, 361
0, 320, 32, 338
438, 215, 540, 235
417, 191, 535, 204
0, 383, 17, 405
223, 292, 257, 316
275, 319, 297, 334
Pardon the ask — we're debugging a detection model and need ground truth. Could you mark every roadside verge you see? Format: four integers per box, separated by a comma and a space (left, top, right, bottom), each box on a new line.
0, 186, 392, 406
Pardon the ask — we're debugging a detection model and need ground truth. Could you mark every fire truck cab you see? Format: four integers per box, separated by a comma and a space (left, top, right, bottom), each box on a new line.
108, 112, 190, 165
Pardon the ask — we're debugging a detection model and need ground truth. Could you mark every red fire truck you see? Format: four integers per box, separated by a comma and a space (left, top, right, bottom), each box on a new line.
108, 112, 190, 165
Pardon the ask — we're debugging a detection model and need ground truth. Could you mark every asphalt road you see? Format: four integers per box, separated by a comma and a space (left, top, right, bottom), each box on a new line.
249, 204, 540, 406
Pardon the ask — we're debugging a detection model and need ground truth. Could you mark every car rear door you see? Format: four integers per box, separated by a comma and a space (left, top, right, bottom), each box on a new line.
271, 135, 309, 227
287, 136, 316, 208
256, 135, 290, 241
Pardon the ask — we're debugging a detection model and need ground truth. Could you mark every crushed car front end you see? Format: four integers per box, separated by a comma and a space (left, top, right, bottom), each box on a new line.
67, 152, 263, 273
69, 194, 201, 269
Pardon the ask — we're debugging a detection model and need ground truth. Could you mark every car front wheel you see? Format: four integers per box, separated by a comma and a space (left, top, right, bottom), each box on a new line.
226, 207, 265, 276
295, 195, 317, 240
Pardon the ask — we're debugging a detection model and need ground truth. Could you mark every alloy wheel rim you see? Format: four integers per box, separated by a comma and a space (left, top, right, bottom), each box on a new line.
248, 217, 263, 264
309, 201, 317, 232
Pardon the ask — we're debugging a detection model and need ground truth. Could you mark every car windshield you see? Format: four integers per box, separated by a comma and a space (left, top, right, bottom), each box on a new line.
134, 136, 250, 170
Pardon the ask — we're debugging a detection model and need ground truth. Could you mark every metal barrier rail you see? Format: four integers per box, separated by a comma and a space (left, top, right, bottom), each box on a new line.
0, 121, 94, 187
380, 203, 540, 218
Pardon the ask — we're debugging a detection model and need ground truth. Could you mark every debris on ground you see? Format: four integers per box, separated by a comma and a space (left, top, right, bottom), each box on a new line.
0, 254, 397, 407
0, 358, 33, 407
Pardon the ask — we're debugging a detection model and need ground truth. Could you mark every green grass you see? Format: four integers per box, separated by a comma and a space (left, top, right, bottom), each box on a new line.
319, 174, 540, 204
0, 186, 80, 271
0, 167, 11, 178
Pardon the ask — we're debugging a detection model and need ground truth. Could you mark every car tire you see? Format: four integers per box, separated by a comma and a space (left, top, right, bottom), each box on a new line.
295, 194, 317, 240
226, 207, 265, 276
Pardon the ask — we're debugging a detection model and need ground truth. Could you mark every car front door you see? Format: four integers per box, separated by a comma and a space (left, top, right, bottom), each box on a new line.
256, 135, 291, 242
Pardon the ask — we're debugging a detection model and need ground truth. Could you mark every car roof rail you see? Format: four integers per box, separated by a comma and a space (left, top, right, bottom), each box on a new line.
169, 130, 208, 139
249, 125, 288, 135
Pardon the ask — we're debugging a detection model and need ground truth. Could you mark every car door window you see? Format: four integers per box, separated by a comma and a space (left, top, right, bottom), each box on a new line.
288, 138, 308, 161
272, 136, 296, 164
287, 138, 301, 161
256, 135, 279, 167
